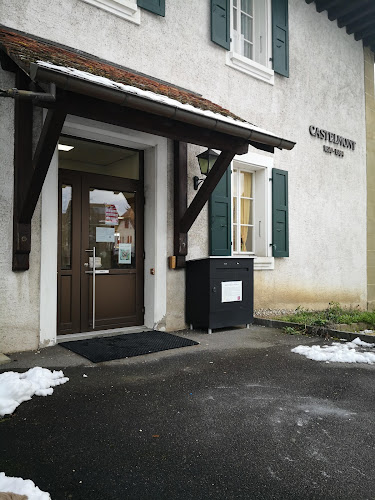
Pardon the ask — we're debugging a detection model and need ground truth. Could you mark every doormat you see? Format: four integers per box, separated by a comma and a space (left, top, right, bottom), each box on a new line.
59, 331, 199, 363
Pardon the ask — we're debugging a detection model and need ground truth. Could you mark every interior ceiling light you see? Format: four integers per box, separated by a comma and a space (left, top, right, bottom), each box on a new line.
58, 144, 74, 151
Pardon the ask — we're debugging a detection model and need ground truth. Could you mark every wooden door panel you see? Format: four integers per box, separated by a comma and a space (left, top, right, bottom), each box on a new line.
87, 274, 137, 328
59, 274, 73, 325
58, 154, 144, 334
57, 171, 81, 334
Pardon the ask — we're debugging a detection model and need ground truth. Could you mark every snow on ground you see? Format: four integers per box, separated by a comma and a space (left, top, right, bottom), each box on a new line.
0, 367, 69, 417
0, 472, 51, 499
292, 337, 375, 364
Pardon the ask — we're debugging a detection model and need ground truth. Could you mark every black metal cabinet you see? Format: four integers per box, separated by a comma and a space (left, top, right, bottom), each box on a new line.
186, 257, 254, 333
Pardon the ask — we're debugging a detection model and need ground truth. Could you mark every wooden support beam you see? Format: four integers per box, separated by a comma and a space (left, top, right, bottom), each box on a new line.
179, 150, 237, 234
13, 70, 33, 271
19, 105, 67, 223
173, 141, 188, 268
13, 98, 67, 270
67, 93, 249, 154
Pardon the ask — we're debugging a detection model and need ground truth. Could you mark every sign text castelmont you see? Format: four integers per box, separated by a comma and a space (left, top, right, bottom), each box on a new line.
309, 125, 356, 155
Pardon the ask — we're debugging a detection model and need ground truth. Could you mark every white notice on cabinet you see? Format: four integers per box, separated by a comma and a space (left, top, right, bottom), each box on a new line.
221, 281, 243, 303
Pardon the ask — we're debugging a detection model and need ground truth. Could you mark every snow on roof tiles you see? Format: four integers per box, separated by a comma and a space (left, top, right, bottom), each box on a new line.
0, 26, 245, 123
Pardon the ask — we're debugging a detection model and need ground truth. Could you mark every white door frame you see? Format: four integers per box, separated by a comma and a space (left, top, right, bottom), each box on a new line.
39, 115, 168, 346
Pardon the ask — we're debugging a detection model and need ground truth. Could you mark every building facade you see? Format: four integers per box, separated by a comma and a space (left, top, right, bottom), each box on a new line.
0, 0, 371, 353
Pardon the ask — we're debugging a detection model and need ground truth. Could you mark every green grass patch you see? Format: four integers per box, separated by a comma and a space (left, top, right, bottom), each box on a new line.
275, 302, 375, 329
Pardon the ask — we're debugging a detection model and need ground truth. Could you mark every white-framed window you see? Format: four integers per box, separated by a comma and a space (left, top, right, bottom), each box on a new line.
80, 0, 140, 24
227, 0, 274, 85
232, 168, 254, 254
231, 152, 274, 270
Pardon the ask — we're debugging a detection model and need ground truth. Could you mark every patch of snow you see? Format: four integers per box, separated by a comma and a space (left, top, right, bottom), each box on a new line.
291, 338, 375, 364
0, 367, 69, 417
36, 61, 280, 139
0, 472, 51, 499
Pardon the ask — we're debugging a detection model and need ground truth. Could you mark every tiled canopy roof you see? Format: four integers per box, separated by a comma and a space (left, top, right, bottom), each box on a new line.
0, 26, 244, 122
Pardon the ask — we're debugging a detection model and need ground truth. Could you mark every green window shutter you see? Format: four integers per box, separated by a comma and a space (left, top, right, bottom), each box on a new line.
272, 0, 289, 77
209, 167, 231, 256
211, 0, 230, 50
272, 168, 289, 257
137, 0, 165, 16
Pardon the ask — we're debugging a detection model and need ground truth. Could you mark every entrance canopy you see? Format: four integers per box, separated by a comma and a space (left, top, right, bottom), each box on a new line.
0, 25, 295, 270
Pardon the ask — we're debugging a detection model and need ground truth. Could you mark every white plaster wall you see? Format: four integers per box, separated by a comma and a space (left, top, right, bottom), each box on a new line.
0, 70, 41, 353
0, 0, 367, 339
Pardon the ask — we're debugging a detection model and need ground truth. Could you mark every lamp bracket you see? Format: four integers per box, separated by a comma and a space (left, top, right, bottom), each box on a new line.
193, 175, 205, 190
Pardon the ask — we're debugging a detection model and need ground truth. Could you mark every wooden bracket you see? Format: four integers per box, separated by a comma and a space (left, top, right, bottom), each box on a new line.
173, 141, 188, 267
179, 150, 237, 234
12, 77, 67, 271
173, 143, 240, 268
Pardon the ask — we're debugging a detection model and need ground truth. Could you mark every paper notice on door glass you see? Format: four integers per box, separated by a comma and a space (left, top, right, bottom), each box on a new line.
118, 243, 132, 264
96, 227, 115, 243
89, 256, 102, 268
221, 281, 243, 303
105, 204, 119, 225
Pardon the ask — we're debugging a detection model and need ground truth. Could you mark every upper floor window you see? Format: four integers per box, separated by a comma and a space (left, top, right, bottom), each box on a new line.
211, 0, 289, 83
232, 0, 269, 68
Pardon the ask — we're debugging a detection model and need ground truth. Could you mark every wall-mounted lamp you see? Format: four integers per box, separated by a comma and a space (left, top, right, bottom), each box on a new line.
193, 149, 219, 190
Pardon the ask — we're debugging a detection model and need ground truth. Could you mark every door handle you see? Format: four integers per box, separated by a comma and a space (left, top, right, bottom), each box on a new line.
85, 247, 96, 330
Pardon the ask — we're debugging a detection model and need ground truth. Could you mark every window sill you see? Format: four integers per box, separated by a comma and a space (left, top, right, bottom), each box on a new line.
81, 0, 140, 24
226, 51, 274, 85
254, 256, 274, 270
232, 254, 274, 270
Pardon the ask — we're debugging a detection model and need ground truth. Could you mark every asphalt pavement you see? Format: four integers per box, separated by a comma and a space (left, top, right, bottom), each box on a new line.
1, 326, 374, 500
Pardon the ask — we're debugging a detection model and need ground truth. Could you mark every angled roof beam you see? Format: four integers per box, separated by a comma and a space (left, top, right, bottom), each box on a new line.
346, 15, 375, 35
315, 0, 342, 14
328, 0, 370, 22
355, 25, 375, 42
338, 4, 375, 28
363, 33, 375, 47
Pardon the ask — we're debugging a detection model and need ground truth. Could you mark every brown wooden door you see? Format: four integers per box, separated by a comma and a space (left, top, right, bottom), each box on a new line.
58, 170, 144, 334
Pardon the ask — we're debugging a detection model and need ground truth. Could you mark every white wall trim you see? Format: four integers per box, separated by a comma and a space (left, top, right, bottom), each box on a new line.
80, 0, 140, 24
39, 115, 167, 346
254, 256, 274, 270
39, 149, 59, 348
226, 51, 275, 85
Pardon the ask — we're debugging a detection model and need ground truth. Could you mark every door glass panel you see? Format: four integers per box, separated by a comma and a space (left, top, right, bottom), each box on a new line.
61, 184, 72, 270
89, 189, 136, 269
